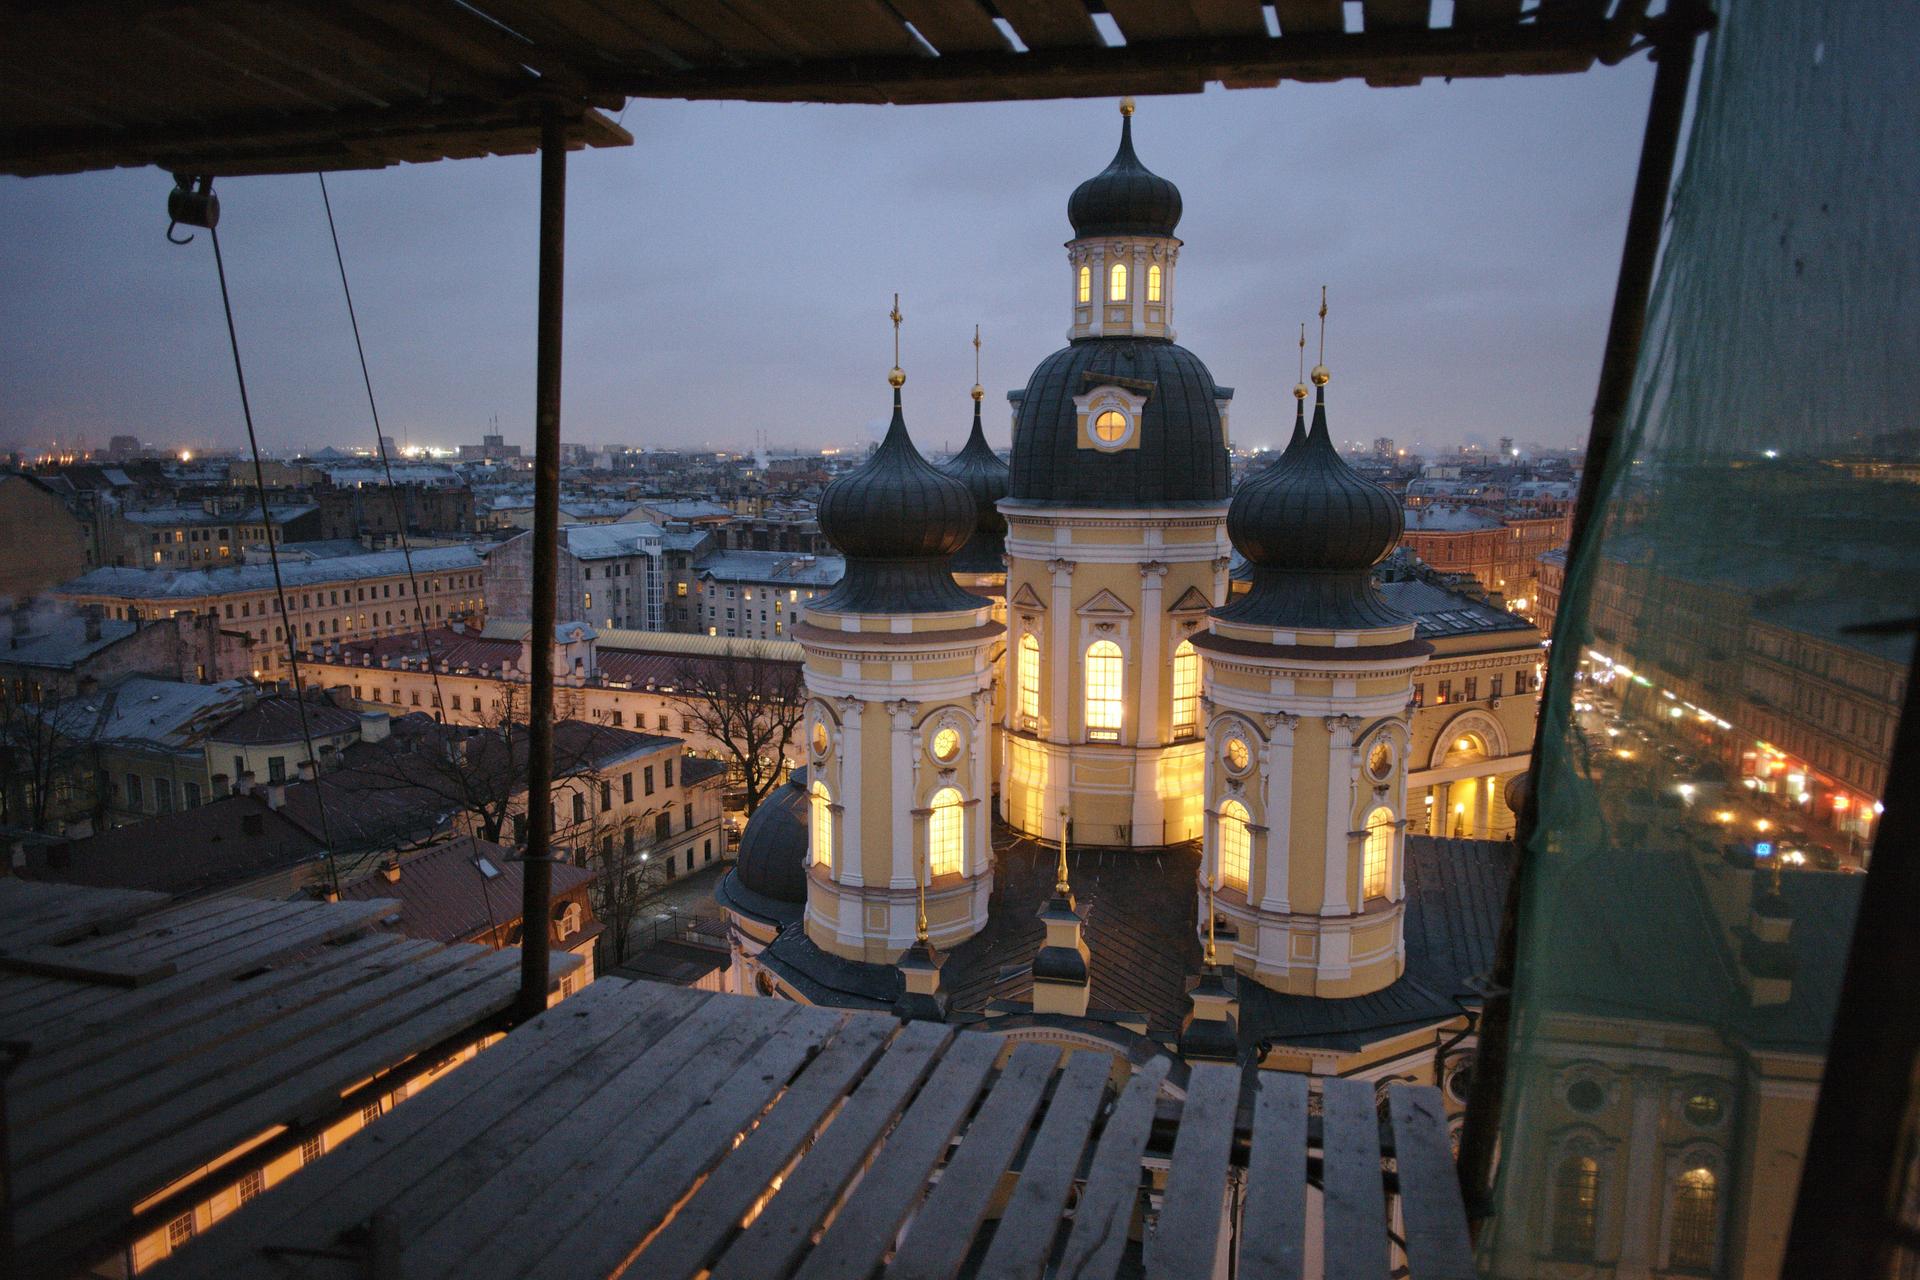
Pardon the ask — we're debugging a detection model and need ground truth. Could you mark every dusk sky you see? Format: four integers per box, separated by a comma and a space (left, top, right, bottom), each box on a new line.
0, 62, 1653, 460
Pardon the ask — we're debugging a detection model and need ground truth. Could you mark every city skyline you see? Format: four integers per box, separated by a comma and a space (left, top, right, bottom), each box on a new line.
2, 71, 1651, 458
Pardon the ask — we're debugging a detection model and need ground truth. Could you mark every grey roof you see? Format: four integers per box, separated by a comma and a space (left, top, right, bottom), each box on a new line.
43, 676, 254, 749
1403, 505, 1503, 531
556, 522, 667, 560
121, 503, 314, 526
0, 615, 138, 669
1009, 338, 1231, 508
1375, 581, 1535, 639
52, 544, 483, 601
697, 550, 844, 587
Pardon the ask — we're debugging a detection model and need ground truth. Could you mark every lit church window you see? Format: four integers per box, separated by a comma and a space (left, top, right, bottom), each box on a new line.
1364, 807, 1395, 900
931, 725, 960, 762
1084, 640, 1123, 741
1093, 410, 1127, 444
1552, 1156, 1599, 1258
1108, 262, 1128, 301
1219, 800, 1251, 891
1171, 640, 1198, 737
1147, 263, 1162, 301
1669, 1168, 1717, 1270
810, 781, 833, 871
929, 787, 964, 877
1077, 265, 1091, 303
1018, 633, 1041, 724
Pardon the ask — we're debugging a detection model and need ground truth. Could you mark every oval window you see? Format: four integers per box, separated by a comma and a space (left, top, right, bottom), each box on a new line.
1093, 410, 1128, 444
1684, 1092, 1722, 1127
811, 720, 829, 756
931, 726, 961, 763
1567, 1079, 1606, 1114
1367, 740, 1394, 781
1225, 737, 1251, 773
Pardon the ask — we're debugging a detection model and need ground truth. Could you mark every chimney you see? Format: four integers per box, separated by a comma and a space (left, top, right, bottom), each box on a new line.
379, 857, 402, 883
1741, 865, 1796, 1007
83, 605, 103, 643
297, 758, 318, 783
264, 783, 286, 811
66, 816, 94, 840
234, 770, 256, 796
211, 772, 230, 799
359, 711, 391, 744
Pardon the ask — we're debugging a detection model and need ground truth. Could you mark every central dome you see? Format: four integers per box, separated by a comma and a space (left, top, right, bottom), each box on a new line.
1008, 339, 1231, 507
1067, 111, 1183, 240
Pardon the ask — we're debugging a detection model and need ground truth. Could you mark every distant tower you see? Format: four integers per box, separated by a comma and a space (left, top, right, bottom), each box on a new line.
797, 301, 1000, 962
1193, 302, 1431, 997
1001, 99, 1232, 849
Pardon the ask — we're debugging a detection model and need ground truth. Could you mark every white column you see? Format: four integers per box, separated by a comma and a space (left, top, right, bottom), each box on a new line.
1322, 715, 1359, 915
1260, 712, 1298, 914
835, 695, 864, 887
887, 698, 915, 889
1615, 1069, 1666, 1279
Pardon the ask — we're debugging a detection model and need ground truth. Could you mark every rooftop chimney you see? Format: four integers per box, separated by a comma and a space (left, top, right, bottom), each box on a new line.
296, 758, 318, 783
359, 711, 391, 744
263, 783, 286, 811
82, 605, 103, 643
379, 857, 402, 883
234, 770, 256, 796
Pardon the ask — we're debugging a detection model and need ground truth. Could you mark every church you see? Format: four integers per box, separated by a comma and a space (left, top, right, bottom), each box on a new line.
716, 102, 1510, 1102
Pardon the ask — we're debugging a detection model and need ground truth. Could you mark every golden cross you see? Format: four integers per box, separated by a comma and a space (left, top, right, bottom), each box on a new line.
890, 293, 903, 367
1318, 285, 1329, 364
973, 324, 982, 381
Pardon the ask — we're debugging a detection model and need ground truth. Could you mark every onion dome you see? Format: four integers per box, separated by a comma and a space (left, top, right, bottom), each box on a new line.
815, 386, 982, 613
939, 388, 1010, 573
1215, 378, 1410, 630
721, 767, 810, 921
1067, 101, 1182, 240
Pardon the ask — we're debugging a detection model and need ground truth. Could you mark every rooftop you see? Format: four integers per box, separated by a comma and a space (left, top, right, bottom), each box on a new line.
51, 544, 484, 601
338, 834, 596, 946
697, 550, 845, 587
0, 613, 139, 669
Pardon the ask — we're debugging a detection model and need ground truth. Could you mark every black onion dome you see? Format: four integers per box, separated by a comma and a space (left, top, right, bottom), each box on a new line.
939, 397, 1010, 574
1008, 339, 1230, 506
815, 389, 983, 613
729, 767, 809, 913
1068, 112, 1182, 240
1215, 385, 1410, 630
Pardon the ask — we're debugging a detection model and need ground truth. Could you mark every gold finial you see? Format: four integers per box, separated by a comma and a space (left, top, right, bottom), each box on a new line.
888, 293, 906, 388
971, 324, 984, 402
1310, 285, 1330, 386
916, 843, 929, 944
1055, 807, 1072, 898
1204, 878, 1217, 966
1119, 96, 1135, 117
1293, 322, 1309, 400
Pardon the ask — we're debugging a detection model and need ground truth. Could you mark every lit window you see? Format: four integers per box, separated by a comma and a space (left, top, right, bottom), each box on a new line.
1147, 263, 1162, 302
1218, 799, 1251, 891
1109, 262, 1128, 301
811, 719, 829, 756
1224, 736, 1250, 773
1669, 1168, 1717, 1270
1363, 807, 1394, 900
931, 726, 960, 762
810, 781, 833, 871
929, 787, 964, 877
1552, 1156, 1599, 1259
1077, 265, 1091, 303
1018, 633, 1041, 724
1092, 410, 1128, 444
1171, 640, 1198, 737
1084, 640, 1123, 741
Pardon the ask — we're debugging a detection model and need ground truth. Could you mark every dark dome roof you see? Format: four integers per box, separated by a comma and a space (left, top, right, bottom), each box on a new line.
815, 388, 984, 613
1008, 339, 1231, 507
1215, 385, 1409, 630
1068, 113, 1182, 240
734, 766, 810, 906
938, 396, 1010, 573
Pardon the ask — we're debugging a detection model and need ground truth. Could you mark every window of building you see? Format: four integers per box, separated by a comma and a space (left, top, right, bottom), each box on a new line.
1108, 261, 1128, 301
623, 772, 633, 803
1147, 263, 1162, 301
1018, 633, 1041, 725
184, 781, 201, 808
664, 758, 674, 787
572, 791, 585, 824
655, 811, 671, 841
643, 765, 655, 796
1171, 639, 1198, 738
1084, 640, 1123, 741
1077, 264, 1091, 303
301, 1134, 325, 1165
1490, 674, 1503, 700
810, 781, 833, 870
1363, 807, 1394, 900
167, 1212, 195, 1248
1092, 409, 1128, 444
1552, 1156, 1599, 1258
1218, 800, 1251, 891
1669, 1168, 1717, 1270
1465, 676, 1479, 701
268, 756, 286, 783
600, 780, 612, 812
929, 787, 964, 878
124, 772, 143, 809
930, 725, 961, 763
237, 1168, 265, 1203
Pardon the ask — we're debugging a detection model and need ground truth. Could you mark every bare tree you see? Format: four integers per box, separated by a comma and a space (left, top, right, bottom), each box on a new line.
664, 646, 804, 817
588, 818, 674, 970
0, 690, 92, 832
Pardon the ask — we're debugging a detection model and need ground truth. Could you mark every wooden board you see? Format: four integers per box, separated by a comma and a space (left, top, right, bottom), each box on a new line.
1143, 1061, 1242, 1278
1387, 1085, 1475, 1279
1237, 1070, 1310, 1280
972, 1048, 1115, 1280
1054, 1054, 1172, 1280
1319, 1077, 1389, 1280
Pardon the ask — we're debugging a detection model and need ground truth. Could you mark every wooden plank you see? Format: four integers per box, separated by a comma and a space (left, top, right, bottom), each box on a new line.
1054, 1055, 1172, 1280
791, 1030, 1003, 1280
1236, 1071, 1310, 1280
1143, 1061, 1241, 1278
0, 881, 164, 949
1387, 1085, 1474, 1279
1320, 1077, 1389, 1280
397, 996, 801, 1274
0, 946, 174, 987
1450, 0, 1525, 27
510, 1007, 860, 1280
1360, 0, 1432, 31
1272, 0, 1346, 35
888, 0, 1010, 54
708, 1020, 955, 1280
609, 1013, 900, 1280
889, 1042, 1062, 1280
992, 0, 1103, 49
973, 1049, 1114, 1280
156, 980, 693, 1278
1100, 0, 1207, 44
1183, 0, 1274, 38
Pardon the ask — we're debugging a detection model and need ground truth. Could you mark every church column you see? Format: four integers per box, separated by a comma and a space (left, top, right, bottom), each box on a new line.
1135, 561, 1166, 746
1211, 555, 1230, 615
1323, 715, 1360, 914
1260, 712, 1297, 914
1046, 557, 1073, 739
835, 696, 864, 887
887, 698, 916, 888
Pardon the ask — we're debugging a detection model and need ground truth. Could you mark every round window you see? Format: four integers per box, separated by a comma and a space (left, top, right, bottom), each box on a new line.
810, 719, 829, 756
1366, 740, 1394, 781
1446, 1061, 1474, 1105
1092, 409, 1128, 444
1224, 736, 1251, 773
1684, 1092, 1722, 1127
1567, 1079, 1606, 1114
931, 726, 961, 763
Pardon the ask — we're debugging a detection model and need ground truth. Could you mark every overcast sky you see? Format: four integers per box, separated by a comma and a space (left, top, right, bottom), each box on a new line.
0, 62, 1654, 460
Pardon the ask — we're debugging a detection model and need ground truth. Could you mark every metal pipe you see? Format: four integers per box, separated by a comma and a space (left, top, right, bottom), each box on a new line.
515, 102, 567, 1023
1455, 6, 1705, 1231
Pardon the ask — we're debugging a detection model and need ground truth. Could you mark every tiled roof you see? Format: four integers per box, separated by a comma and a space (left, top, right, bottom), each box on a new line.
51, 545, 483, 601
207, 692, 362, 745
25, 794, 328, 897
338, 834, 593, 944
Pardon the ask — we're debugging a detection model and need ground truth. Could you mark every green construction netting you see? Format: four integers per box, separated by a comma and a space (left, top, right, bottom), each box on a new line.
1482, 0, 1918, 1275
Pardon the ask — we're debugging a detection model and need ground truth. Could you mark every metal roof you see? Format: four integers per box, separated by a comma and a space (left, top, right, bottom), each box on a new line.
1, 2, 1655, 179
50, 544, 484, 601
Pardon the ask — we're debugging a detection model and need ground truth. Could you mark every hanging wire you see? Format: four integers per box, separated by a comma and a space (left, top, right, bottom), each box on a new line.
316, 172, 449, 724
201, 216, 342, 898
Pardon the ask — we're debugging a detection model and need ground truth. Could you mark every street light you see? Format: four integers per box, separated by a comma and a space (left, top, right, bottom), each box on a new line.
1678, 783, 1695, 804
1756, 818, 1772, 834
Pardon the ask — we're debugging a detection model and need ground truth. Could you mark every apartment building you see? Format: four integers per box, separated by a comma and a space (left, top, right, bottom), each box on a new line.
485, 522, 711, 634
693, 551, 842, 640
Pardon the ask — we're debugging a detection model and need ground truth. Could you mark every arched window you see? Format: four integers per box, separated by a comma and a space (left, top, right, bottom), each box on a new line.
1363, 807, 1395, 900
1147, 263, 1162, 302
809, 781, 833, 872
1171, 640, 1198, 738
1552, 1156, 1599, 1258
1108, 262, 1128, 301
929, 787, 964, 878
1218, 800, 1251, 891
1077, 265, 1091, 303
1018, 632, 1041, 725
1669, 1167, 1717, 1270
1084, 640, 1123, 742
